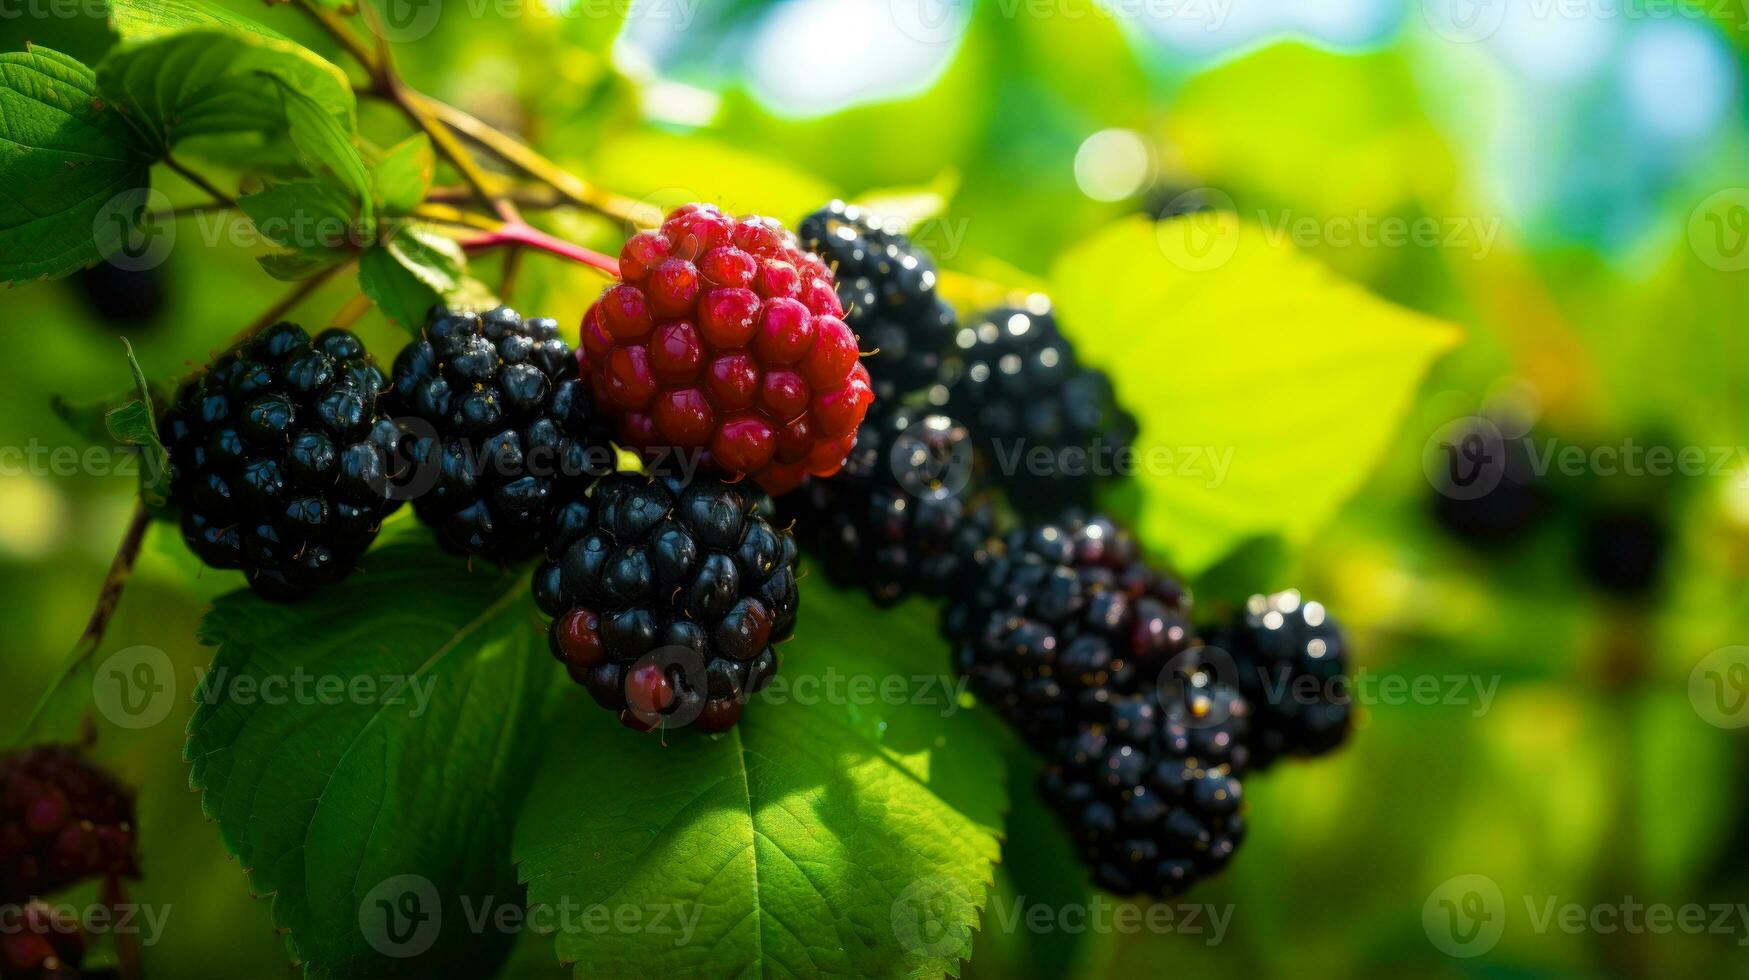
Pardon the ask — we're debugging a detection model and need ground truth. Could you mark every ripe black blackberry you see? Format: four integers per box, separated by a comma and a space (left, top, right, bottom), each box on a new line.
1040, 649, 1250, 897
0, 901, 85, 980
797, 200, 957, 403
1429, 418, 1550, 548
0, 745, 138, 902
534, 473, 799, 733
932, 302, 1136, 516
387, 306, 614, 562
1577, 501, 1669, 597
778, 404, 994, 607
943, 513, 1197, 750
1206, 591, 1350, 769
162, 322, 399, 600
74, 262, 166, 328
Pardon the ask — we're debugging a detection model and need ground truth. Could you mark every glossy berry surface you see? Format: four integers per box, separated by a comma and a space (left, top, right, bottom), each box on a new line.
933, 301, 1136, 516
580, 203, 875, 495
0, 745, 139, 902
161, 322, 399, 600
780, 404, 993, 607
797, 200, 956, 404
387, 306, 614, 561
943, 513, 1197, 750
534, 473, 799, 733
1040, 657, 1251, 898
1206, 591, 1350, 769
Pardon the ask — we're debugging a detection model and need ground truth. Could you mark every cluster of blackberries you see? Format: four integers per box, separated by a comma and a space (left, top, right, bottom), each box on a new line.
1, 745, 139, 980
161, 322, 401, 600
778, 404, 994, 607
1430, 416, 1673, 597
386, 307, 614, 561
534, 473, 797, 733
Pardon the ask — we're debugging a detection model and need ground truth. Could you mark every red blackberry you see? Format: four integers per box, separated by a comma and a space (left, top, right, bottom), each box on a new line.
932, 301, 1136, 516
386, 306, 614, 561
797, 201, 956, 403
0, 745, 138, 902
0, 901, 85, 980
942, 513, 1197, 750
1206, 591, 1351, 769
580, 203, 875, 496
1040, 659, 1250, 898
533, 473, 799, 733
778, 405, 995, 607
161, 322, 400, 600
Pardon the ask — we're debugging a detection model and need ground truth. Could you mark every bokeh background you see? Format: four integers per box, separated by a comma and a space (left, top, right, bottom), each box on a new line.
3, 1, 1747, 976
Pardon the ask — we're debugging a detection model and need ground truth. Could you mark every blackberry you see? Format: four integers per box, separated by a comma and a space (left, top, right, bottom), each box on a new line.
387, 306, 614, 561
933, 301, 1136, 516
797, 201, 956, 403
778, 405, 995, 607
1040, 652, 1250, 898
0, 745, 138, 901
1577, 502, 1669, 597
73, 262, 165, 328
0, 901, 84, 979
1429, 419, 1550, 548
534, 473, 799, 733
1207, 591, 1351, 769
943, 513, 1196, 750
161, 322, 399, 600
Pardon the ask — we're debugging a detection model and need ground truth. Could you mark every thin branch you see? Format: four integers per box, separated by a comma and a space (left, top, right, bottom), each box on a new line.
413, 202, 503, 233
426, 183, 567, 209
329, 292, 374, 329
77, 502, 151, 658
500, 246, 525, 302
461, 222, 619, 277
162, 155, 236, 208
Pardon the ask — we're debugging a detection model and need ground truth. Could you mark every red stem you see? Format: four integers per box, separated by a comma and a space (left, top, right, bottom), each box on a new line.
463, 222, 620, 277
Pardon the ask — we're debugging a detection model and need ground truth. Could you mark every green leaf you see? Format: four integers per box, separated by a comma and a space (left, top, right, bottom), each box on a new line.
0, 45, 153, 284
358, 224, 466, 330
1049, 215, 1460, 572
516, 581, 1006, 979
104, 337, 169, 506
95, 23, 355, 158
239, 178, 364, 256
187, 537, 556, 979
109, 0, 301, 44
256, 248, 346, 281
271, 76, 373, 231
372, 133, 435, 215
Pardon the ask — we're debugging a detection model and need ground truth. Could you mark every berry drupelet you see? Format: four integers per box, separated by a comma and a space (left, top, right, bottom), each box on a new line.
161, 322, 399, 600
1040, 648, 1251, 898
943, 513, 1197, 750
0, 901, 86, 980
933, 300, 1136, 516
581, 203, 875, 495
778, 404, 995, 607
534, 473, 799, 733
1205, 591, 1351, 769
386, 306, 614, 562
797, 200, 957, 404
0, 745, 138, 902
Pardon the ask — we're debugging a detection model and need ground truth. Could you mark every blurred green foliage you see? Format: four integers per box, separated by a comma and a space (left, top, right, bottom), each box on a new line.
1, 0, 1745, 977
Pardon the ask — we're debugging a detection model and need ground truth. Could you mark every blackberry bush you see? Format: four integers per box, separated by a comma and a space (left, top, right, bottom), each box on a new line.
534, 473, 800, 733
1040, 647, 1251, 897
386, 306, 614, 561
778, 404, 995, 607
0, 745, 138, 901
581, 203, 875, 495
797, 200, 957, 404
161, 322, 399, 600
933, 301, 1136, 515
943, 513, 1196, 750
1207, 591, 1351, 769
